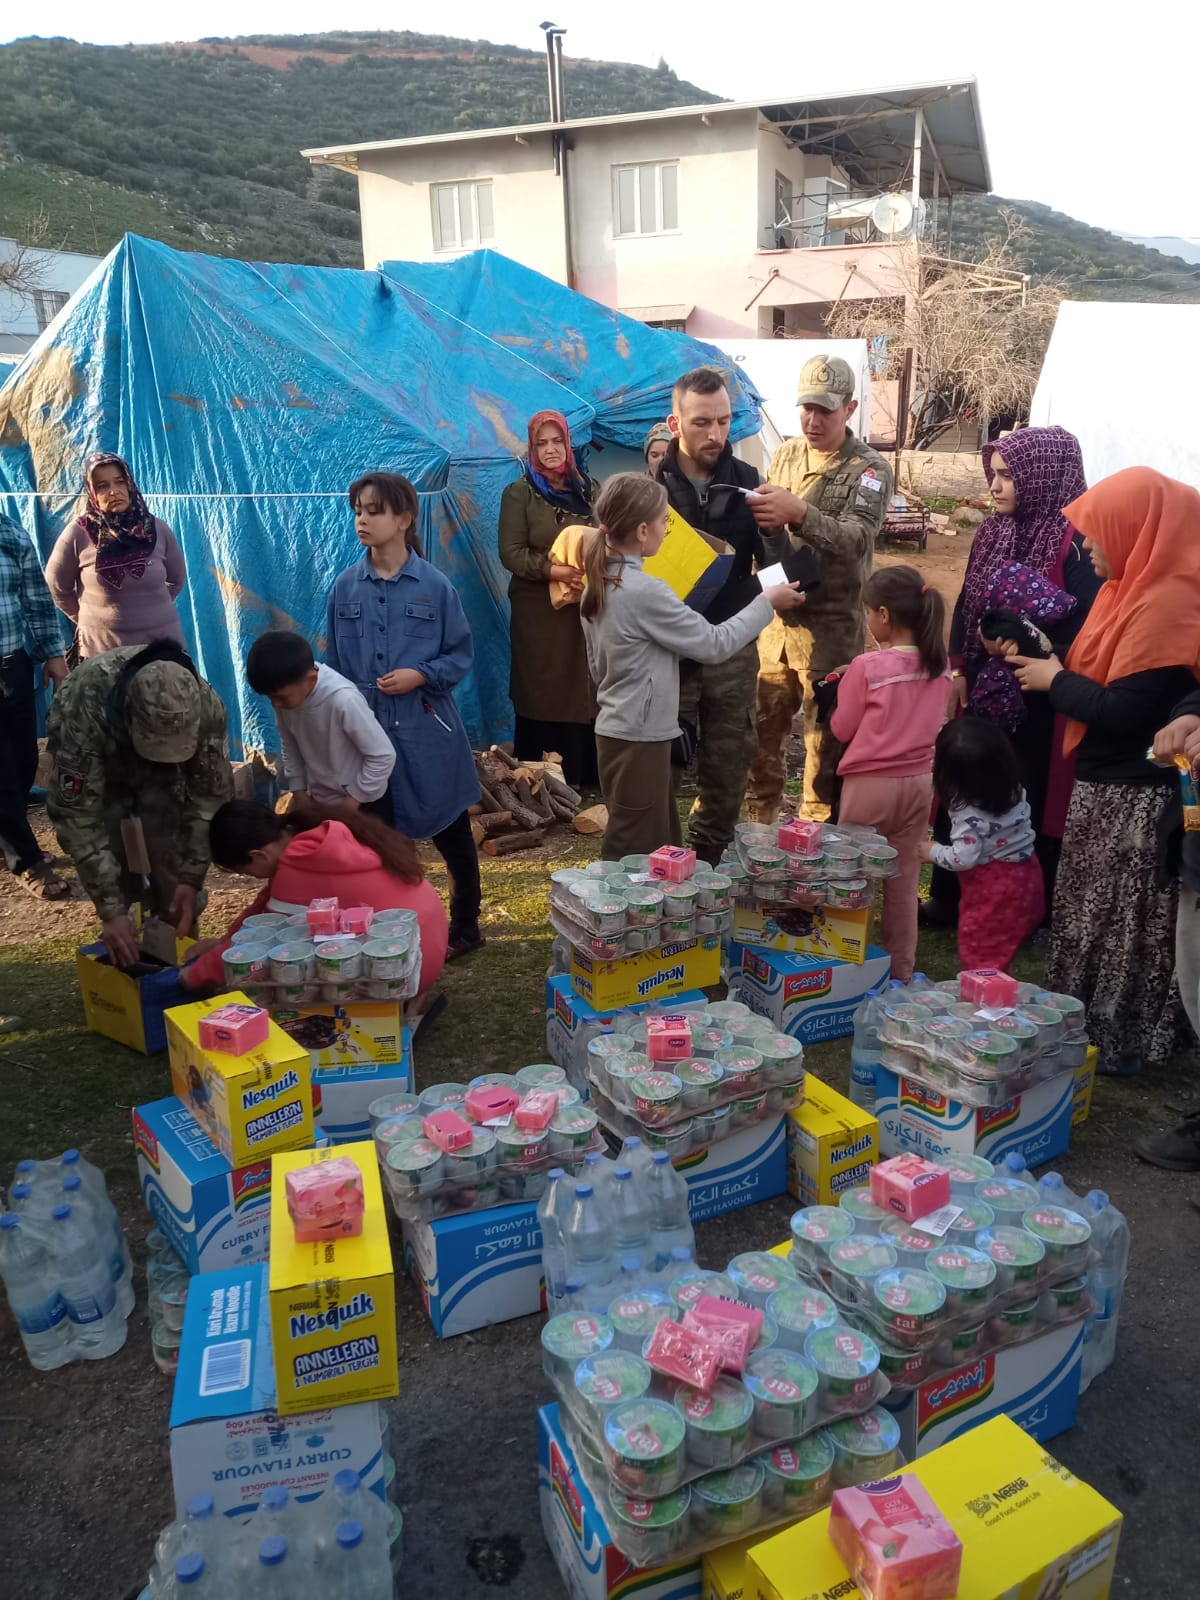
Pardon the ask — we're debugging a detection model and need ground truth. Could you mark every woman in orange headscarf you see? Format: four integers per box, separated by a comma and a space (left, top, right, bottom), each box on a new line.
497, 410, 600, 788
1010, 467, 1200, 1075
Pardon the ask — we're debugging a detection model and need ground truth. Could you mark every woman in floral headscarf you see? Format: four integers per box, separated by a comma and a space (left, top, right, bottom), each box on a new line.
498, 410, 599, 787
924, 427, 1101, 924
45, 452, 187, 658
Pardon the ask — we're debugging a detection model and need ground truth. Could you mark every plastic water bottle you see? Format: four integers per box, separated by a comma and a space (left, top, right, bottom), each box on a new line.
155, 1495, 219, 1585
47, 1203, 127, 1358
247, 1536, 292, 1600
59, 1148, 134, 1298
1002, 1152, 1028, 1179
580, 1150, 615, 1221
909, 972, 934, 993
317, 1469, 388, 1546
617, 1254, 647, 1293
537, 1169, 573, 1306
609, 1167, 652, 1257
60, 1172, 135, 1318
849, 986, 886, 1110
663, 1244, 695, 1284
642, 1152, 695, 1269
1036, 1171, 1083, 1209
617, 1136, 653, 1188
0, 1213, 72, 1370
1080, 1190, 1130, 1392
561, 1184, 616, 1293
326, 1518, 392, 1598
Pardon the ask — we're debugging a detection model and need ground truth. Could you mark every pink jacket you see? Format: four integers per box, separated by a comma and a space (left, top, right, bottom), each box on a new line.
830, 647, 951, 778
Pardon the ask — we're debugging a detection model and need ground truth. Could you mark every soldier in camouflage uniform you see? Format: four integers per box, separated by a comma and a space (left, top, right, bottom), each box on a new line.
46, 640, 233, 966
746, 356, 892, 822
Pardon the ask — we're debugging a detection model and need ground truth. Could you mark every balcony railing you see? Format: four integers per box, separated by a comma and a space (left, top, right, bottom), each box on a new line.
765, 190, 933, 251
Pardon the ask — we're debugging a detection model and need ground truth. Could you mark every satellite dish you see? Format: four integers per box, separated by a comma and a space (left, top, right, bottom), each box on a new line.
872, 193, 914, 236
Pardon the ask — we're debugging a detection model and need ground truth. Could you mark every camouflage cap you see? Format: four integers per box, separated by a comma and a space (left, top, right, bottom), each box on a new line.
126, 661, 201, 763
643, 420, 674, 458
797, 355, 856, 410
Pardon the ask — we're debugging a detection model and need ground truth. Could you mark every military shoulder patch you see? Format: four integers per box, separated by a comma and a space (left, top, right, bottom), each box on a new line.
57, 769, 85, 802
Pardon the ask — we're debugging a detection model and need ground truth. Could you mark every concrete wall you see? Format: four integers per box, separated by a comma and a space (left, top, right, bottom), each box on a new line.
0, 239, 103, 357
356, 136, 568, 283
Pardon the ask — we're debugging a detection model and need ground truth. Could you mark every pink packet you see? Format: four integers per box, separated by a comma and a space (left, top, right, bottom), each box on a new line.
465, 1084, 520, 1124
286, 1157, 365, 1242
682, 1302, 759, 1374
645, 1318, 722, 1391
515, 1090, 559, 1132
198, 1002, 270, 1056
339, 905, 375, 936
648, 846, 697, 883
306, 896, 340, 936
779, 818, 823, 853
829, 1476, 962, 1600
423, 1109, 474, 1151
870, 1154, 951, 1222
960, 967, 1019, 1008
646, 1015, 693, 1063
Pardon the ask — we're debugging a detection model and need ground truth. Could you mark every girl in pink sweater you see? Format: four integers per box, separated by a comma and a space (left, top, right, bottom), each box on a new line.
830, 566, 952, 980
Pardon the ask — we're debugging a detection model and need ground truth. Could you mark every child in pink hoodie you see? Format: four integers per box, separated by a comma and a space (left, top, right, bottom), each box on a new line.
181, 801, 448, 995
830, 566, 952, 980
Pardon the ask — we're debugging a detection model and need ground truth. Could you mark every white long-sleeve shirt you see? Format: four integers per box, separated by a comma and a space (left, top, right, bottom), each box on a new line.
928, 792, 1037, 873
276, 664, 396, 805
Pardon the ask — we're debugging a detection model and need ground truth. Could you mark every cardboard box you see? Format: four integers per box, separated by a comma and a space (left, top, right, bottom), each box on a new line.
169, 1262, 384, 1525
167, 992, 314, 1166
1072, 1048, 1097, 1127
76, 939, 192, 1054
544, 975, 707, 1079
271, 999, 405, 1069
569, 935, 721, 1010
312, 1032, 412, 1143
731, 899, 873, 964
884, 1319, 1084, 1459
680, 1113, 788, 1223
874, 1065, 1074, 1168
703, 1537, 758, 1600
787, 1077, 879, 1205
401, 1200, 544, 1339
538, 1402, 702, 1600
734, 945, 891, 1044
747, 1414, 1120, 1600
134, 1097, 271, 1274
268, 1141, 398, 1414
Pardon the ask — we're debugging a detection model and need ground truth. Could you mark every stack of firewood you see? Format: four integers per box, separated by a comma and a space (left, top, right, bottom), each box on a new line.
471, 746, 605, 855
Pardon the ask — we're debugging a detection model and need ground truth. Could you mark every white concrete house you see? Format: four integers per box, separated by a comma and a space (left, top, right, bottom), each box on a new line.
303, 78, 990, 343
0, 239, 103, 359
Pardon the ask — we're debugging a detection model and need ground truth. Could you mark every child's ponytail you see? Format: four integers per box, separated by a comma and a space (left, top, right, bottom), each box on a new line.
580, 525, 613, 621
580, 474, 669, 622
863, 565, 947, 678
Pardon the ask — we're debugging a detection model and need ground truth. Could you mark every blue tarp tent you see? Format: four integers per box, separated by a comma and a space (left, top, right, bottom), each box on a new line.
0, 235, 759, 756
379, 250, 761, 450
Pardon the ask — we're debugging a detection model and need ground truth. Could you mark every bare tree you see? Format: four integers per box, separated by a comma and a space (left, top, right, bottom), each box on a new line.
828, 213, 1065, 450
0, 210, 54, 299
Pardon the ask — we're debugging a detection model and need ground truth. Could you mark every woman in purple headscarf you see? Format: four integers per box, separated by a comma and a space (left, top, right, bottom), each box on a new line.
923, 426, 1102, 925
45, 452, 187, 659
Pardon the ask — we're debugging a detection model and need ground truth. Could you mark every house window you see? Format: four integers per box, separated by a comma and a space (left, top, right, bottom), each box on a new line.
613, 162, 679, 237
32, 289, 69, 330
430, 180, 495, 252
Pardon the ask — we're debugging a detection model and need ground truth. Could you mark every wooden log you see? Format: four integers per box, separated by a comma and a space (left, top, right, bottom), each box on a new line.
515, 775, 541, 814
475, 784, 506, 815
468, 803, 484, 817
546, 794, 576, 824
487, 744, 521, 771
470, 819, 486, 848
542, 770, 583, 809
573, 804, 609, 836
529, 782, 557, 823
477, 810, 513, 833
491, 781, 544, 832
482, 828, 546, 856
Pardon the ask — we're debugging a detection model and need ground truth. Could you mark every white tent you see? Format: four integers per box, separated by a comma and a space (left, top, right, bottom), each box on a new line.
1030, 301, 1200, 486
709, 338, 872, 475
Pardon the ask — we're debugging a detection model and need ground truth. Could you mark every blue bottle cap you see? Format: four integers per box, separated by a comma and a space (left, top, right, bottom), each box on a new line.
335, 1469, 360, 1493
11, 1184, 31, 1201
575, 1184, 593, 1199
52, 1205, 70, 1221
614, 1167, 632, 1181
259, 1535, 287, 1566
1088, 1189, 1109, 1210
62, 1174, 82, 1192
336, 1519, 364, 1549
0, 1215, 18, 1230
61, 1149, 81, 1165
262, 1485, 288, 1511
175, 1553, 205, 1584
188, 1493, 214, 1519
652, 1152, 670, 1165
547, 1168, 566, 1182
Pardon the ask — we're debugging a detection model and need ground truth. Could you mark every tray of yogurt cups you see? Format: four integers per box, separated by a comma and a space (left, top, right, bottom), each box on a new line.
789, 1183, 1097, 1382
369, 1067, 606, 1222
721, 819, 899, 914
548, 855, 734, 961
541, 1248, 892, 1521
221, 901, 422, 1007
584, 1004, 805, 1138
875, 973, 1089, 1107
558, 1395, 902, 1569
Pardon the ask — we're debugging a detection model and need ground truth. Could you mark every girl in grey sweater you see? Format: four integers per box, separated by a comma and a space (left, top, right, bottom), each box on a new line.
581, 474, 804, 859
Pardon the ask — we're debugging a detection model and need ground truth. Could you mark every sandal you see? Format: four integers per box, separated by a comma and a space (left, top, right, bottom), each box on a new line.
14, 861, 71, 901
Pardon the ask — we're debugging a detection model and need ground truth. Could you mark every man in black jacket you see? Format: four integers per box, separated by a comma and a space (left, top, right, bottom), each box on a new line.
656, 367, 778, 862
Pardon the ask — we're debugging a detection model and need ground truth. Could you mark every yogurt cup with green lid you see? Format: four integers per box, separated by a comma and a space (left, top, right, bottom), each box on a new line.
689, 1460, 765, 1538
994, 1297, 1039, 1340
743, 1349, 818, 1439
643, 1124, 692, 1157
708, 1000, 752, 1023
588, 1032, 637, 1061
726, 1015, 773, 1044
927, 1245, 997, 1311
828, 1407, 901, 1486
714, 1049, 764, 1096
630, 1071, 685, 1127
574, 1351, 653, 1426
761, 1431, 835, 1512
838, 1189, 891, 1228
874, 1338, 929, 1387
667, 1271, 740, 1314
804, 1326, 881, 1409
944, 1199, 995, 1241
977, 1177, 1040, 1224
542, 1311, 615, 1384
603, 1399, 688, 1495
935, 1321, 985, 1367
549, 1106, 599, 1155
494, 1124, 549, 1169
622, 886, 666, 927
975, 1224, 1045, 1288
766, 1286, 839, 1349
934, 1152, 994, 1192
384, 1138, 444, 1200
879, 1219, 941, 1268
442, 1127, 498, 1185
1021, 1205, 1091, 1270
689, 1026, 733, 1059
826, 1238, 898, 1302
419, 1081, 470, 1113
789, 1206, 855, 1275
871, 1268, 947, 1341
619, 854, 652, 873
727, 1251, 798, 1309
755, 1033, 806, 1084
674, 1059, 724, 1109
516, 1063, 568, 1091
608, 1290, 678, 1351
368, 1090, 421, 1131
1044, 1275, 1088, 1319
606, 1485, 691, 1567
674, 1377, 754, 1468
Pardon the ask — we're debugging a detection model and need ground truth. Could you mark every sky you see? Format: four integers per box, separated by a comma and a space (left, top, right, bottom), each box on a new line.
8, 2, 1195, 239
